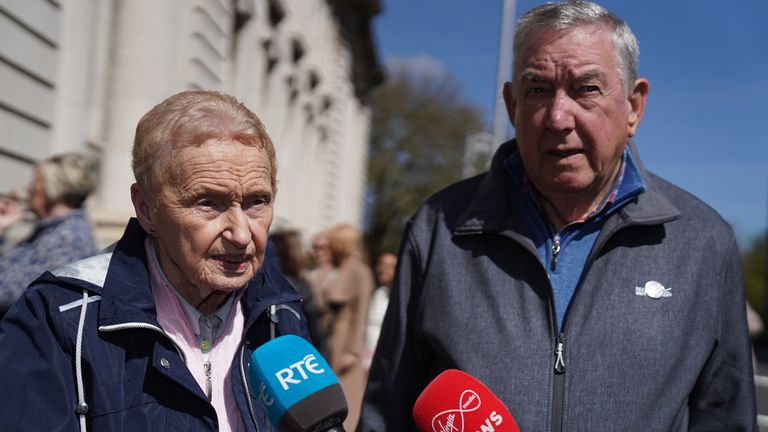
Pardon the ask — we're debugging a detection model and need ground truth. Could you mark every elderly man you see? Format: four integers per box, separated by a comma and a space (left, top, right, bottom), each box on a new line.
0, 91, 309, 431
360, 2, 756, 431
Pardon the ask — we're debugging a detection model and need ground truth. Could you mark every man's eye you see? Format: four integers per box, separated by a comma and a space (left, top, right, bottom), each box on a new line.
579, 85, 600, 94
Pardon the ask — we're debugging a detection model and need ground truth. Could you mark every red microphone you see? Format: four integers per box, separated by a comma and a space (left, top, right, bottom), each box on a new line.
413, 369, 520, 432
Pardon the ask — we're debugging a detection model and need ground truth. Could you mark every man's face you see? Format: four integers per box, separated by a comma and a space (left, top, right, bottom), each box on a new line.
504, 25, 647, 204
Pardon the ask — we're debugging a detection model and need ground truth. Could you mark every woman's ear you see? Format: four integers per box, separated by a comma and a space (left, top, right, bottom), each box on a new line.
131, 183, 155, 234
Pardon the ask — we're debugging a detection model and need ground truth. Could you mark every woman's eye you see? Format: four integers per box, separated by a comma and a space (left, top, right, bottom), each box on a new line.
196, 199, 225, 212
246, 197, 267, 208
243, 196, 271, 214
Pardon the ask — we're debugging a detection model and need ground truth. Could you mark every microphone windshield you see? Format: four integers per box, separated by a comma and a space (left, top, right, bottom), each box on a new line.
413, 369, 519, 432
249, 335, 348, 431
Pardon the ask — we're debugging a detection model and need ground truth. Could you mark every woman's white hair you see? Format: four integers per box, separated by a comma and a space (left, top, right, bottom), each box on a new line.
513, 1, 640, 94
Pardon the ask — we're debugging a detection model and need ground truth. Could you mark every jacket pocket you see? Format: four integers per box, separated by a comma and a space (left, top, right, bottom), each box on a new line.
85, 379, 169, 431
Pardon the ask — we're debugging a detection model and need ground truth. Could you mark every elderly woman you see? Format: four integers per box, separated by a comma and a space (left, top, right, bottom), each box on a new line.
0, 91, 309, 431
0, 152, 99, 317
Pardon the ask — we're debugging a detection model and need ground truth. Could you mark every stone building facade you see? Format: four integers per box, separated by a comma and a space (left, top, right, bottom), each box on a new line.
0, 0, 382, 244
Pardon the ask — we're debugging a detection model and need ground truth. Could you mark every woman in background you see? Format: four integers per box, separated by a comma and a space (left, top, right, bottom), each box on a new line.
0, 152, 99, 317
322, 223, 374, 431
270, 229, 325, 352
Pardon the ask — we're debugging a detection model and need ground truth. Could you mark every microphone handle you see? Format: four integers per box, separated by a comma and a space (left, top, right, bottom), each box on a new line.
321, 426, 345, 432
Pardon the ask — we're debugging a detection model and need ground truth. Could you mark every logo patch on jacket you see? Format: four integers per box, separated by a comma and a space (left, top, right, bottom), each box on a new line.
635, 281, 671, 299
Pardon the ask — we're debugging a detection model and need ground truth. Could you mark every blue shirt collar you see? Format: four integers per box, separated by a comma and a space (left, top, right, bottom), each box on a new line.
503, 146, 647, 227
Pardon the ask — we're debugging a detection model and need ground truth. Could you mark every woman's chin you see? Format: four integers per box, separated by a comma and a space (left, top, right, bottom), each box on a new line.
204, 272, 253, 293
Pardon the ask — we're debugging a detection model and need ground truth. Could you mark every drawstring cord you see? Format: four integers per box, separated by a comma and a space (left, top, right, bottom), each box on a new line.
75, 290, 89, 432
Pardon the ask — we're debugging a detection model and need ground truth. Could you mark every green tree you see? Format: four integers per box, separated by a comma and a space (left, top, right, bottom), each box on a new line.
743, 231, 767, 316
364, 69, 485, 260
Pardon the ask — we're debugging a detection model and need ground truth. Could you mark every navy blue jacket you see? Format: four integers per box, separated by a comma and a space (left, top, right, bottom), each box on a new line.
0, 219, 309, 431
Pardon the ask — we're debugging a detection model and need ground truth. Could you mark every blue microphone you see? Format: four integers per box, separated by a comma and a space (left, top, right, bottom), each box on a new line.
248, 335, 348, 431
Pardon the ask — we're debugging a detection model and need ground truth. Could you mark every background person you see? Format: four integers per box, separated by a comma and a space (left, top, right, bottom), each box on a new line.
307, 232, 337, 296
270, 228, 325, 351
322, 223, 374, 431
362, 252, 396, 370
0, 152, 99, 318
306, 232, 336, 350
0, 91, 309, 431
360, 2, 756, 430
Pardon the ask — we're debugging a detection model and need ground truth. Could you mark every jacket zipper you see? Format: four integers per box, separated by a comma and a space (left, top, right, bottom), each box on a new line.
238, 301, 298, 432
98, 322, 187, 365
551, 328, 566, 432
240, 343, 260, 432
548, 231, 565, 432
550, 236, 561, 271
554, 335, 565, 373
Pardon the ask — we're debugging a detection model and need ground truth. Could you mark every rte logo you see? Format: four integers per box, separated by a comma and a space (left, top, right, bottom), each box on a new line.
275, 354, 326, 390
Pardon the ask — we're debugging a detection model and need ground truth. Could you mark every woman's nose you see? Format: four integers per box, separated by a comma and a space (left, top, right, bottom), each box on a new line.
222, 207, 251, 248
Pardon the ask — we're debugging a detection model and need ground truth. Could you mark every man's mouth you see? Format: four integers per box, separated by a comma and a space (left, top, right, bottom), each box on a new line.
548, 149, 582, 158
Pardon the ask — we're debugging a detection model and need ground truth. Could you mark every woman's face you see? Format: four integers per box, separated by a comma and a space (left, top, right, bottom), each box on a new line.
136, 139, 274, 299
311, 237, 332, 267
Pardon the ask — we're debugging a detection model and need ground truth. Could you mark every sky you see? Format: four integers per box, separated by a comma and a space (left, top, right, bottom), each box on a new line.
373, 0, 768, 248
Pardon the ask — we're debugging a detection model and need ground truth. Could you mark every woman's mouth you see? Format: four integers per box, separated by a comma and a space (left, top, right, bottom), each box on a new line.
213, 255, 251, 272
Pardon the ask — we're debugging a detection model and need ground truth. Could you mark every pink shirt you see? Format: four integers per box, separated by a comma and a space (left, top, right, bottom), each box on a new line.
145, 240, 246, 432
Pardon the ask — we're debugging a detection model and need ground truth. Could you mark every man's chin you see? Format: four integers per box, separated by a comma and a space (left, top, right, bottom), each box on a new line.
547, 175, 596, 196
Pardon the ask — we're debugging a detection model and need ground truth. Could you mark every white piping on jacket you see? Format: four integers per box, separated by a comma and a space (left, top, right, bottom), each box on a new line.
74, 290, 90, 432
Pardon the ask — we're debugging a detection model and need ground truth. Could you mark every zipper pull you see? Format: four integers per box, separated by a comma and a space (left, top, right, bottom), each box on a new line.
550, 236, 561, 271
554, 335, 565, 374
268, 304, 278, 339
204, 360, 212, 401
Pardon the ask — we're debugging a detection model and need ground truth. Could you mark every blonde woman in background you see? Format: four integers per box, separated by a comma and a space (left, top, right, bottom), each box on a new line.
322, 223, 373, 431
0, 152, 99, 317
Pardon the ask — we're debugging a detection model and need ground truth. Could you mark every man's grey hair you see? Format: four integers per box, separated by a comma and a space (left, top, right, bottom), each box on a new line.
513, 1, 639, 94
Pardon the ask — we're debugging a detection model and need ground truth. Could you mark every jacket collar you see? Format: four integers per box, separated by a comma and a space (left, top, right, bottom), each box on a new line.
97, 219, 301, 330
453, 139, 680, 236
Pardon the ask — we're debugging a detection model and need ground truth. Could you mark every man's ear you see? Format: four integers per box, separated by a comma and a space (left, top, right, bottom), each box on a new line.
627, 78, 649, 137
131, 183, 155, 234
502, 81, 516, 128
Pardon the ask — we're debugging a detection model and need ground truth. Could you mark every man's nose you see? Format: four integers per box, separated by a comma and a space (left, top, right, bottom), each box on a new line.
545, 90, 576, 133
222, 206, 251, 248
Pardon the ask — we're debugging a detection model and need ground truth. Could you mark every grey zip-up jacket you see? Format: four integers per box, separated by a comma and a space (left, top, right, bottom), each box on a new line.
359, 141, 756, 431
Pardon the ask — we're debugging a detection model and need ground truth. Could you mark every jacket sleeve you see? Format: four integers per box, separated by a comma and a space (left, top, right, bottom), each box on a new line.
0, 288, 80, 431
688, 238, 757, 430
358, 223, 427, 432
